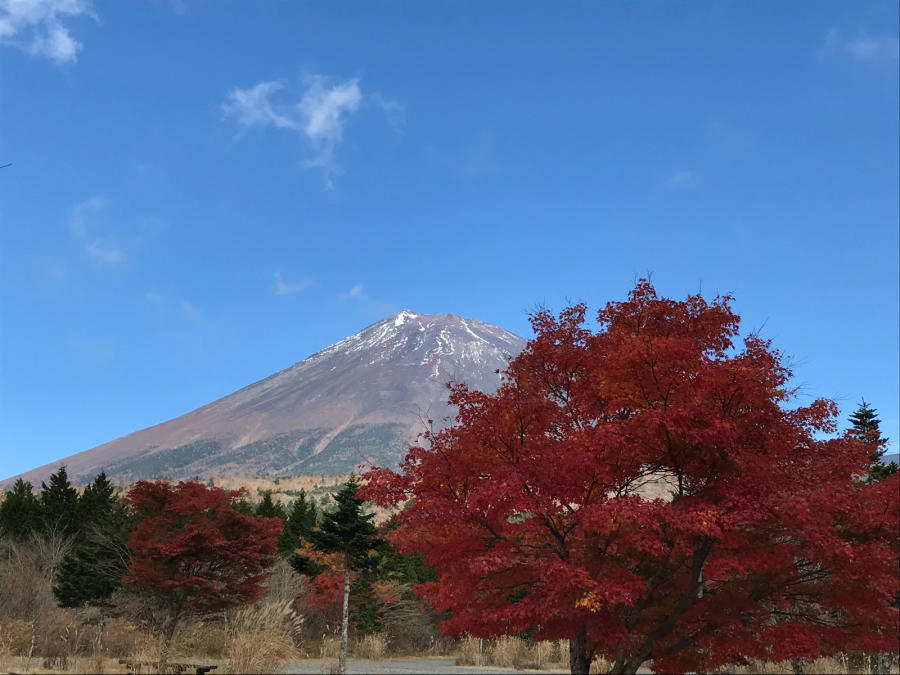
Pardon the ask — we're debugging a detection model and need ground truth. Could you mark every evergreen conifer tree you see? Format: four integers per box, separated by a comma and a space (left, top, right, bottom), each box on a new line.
279, 490, 318, 556
255, 490, 287, 519
40, 465, 80, 536
849, 400, 897, 482
291, 478, 384, 675
54, 472, 132, 607
0, 478, 41, 539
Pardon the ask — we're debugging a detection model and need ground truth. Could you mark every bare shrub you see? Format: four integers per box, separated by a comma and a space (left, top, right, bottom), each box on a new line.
0, 532, 71, 623
353, 633, 387, 660
382, 595, 441, 655
263, 559, 307, 607
225, 601, 301, 674
99, 617, 140, 657
35, 608, 81, 668
0, 618, 33, 656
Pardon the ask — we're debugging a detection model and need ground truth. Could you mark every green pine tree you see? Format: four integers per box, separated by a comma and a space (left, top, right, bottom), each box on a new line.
349, 569, 385, 635
40, 465, 80, 536
291, 478, 384, 674
256, 490, 287, 519
278, 490, 318, 556
849, 400, 897, 482
54, 472, 132, 608
0, 478, 41, 540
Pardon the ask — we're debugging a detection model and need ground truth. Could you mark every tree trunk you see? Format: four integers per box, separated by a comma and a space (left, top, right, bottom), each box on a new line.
569, 625, 590, 675
790, 661, 806, 675
339, 555, 350, 675
158, 610, 180, 674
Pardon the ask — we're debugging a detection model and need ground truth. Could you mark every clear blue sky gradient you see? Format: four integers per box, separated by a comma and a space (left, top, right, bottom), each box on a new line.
1, 2, 898, 479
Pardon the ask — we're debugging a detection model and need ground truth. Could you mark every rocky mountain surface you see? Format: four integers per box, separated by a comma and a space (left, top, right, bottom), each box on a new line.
5, 311, 526, 486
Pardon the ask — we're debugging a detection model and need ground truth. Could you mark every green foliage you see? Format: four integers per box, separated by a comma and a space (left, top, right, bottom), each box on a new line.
54, 472, 134, 608
378, 516, 436, 587
40, 465, 79, 536
297, 424, 405, 475
305, 478, 383, 569
232, 496, 256, 515
849, 400, 897, 482
102, 440, 222, 481
350, 569, 385, 635
255, 491, 287, 520
0, 478, 41, 539
278, 490, 318, 556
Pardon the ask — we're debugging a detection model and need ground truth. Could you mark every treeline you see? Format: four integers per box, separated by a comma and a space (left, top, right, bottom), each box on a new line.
0, 468, 440, 670
0, 468, 327, 608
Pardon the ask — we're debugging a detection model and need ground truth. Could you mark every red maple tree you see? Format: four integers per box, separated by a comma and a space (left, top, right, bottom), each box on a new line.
123, 480, 282, 666
362, 281, 900, 675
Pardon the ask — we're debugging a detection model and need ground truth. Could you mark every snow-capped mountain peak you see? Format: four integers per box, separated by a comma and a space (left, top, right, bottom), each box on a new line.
5, 311, 527, 486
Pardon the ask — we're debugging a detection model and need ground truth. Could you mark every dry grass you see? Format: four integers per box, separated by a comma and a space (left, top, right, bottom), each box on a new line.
491, 635, 526, 668
225, 601, 301, 674
171, 620, 229, 659
98, 617, 141, 658
732, 654, 900, 674
318, 634, 341, 660
353, 633, 387, 660
455, 635, 488, 667
455, 635, 570, 670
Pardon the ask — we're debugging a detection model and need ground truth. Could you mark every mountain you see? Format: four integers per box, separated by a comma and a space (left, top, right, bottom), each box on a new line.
4, 311, 526, 486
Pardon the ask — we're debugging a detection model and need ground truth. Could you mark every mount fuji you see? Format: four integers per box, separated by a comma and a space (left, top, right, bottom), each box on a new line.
4, 311, 526, 486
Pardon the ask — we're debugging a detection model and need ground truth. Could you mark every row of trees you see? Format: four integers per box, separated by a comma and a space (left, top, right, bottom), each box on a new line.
0, 469, 428, 674
0, 469, 326, 606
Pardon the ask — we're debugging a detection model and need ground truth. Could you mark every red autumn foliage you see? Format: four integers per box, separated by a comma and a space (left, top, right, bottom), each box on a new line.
123, 480, 282, 617
362, 281, 900, 675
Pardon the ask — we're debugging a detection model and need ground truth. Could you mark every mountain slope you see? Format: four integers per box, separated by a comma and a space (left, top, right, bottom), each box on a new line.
5, 311, 526, 486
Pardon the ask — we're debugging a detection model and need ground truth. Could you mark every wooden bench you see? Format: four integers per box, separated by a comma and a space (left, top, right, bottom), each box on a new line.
118, 659, 218, 674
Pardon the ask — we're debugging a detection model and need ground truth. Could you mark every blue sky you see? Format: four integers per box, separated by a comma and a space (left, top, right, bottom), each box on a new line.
1, 1, 898, 480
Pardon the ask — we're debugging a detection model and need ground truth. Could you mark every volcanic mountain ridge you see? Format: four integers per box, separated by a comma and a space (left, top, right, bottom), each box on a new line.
5, 310, 526, 486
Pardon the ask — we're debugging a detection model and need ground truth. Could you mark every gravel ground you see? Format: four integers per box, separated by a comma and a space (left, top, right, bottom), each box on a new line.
282, 657, 569, 674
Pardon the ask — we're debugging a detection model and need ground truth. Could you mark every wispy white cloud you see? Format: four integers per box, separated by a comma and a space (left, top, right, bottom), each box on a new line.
668, 169, 696, 187
342, 283, 365, 299
178, 300, 203, 323
369, 92, 405, 133
824, 28, 899, 65
145, 290, 203, 323
67, 197, 127, 267
222, 81, 297, 130
85, 239, 124, 265
338, 282, 396, 317
298, 75, 362, 184
223, 74, 395, 188
0, 0, 95, 64
273, 272, 313, 296
145, 290, 167, 315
